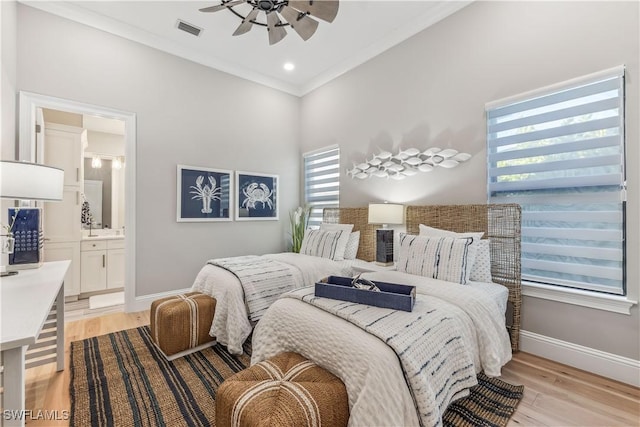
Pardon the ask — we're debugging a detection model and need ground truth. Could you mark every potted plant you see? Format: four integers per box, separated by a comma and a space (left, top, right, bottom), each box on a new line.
289, 206, 311, 253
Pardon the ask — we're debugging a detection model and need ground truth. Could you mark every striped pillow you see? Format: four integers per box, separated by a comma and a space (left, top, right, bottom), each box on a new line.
396, 233, 475, 284
300, 229, 344, 260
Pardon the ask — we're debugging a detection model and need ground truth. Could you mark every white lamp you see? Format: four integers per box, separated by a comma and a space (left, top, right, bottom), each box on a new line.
368, 203, 404, 266
0, 160, 64, 276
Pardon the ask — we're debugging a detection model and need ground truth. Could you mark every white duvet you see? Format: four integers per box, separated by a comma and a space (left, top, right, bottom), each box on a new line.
191, 252, 355, 354
251, 270, 512, 427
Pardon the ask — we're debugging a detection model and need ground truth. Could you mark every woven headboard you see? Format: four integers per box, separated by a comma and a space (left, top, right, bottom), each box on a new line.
406, 204, 522, 352
323, 208, 378, 262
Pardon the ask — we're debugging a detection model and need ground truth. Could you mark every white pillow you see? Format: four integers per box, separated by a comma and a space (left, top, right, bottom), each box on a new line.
469, 239, 492, 282
300, 229, 344, 260
418, 224, 484, 241
396, 233, 475, 284
319, 223, 354, 261
343, 231, 360, 260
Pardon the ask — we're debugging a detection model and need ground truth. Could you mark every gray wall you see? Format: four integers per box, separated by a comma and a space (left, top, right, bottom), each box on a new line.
14, 5, 301, 297
301, 1, 639, 359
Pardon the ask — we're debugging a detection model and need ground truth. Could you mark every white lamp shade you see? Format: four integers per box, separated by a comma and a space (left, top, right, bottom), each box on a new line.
368, 203, 404, 225
0, 161, 64, 201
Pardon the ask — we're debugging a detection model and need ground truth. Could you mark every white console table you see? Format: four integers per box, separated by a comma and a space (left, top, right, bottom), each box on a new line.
1, 260, 69, 427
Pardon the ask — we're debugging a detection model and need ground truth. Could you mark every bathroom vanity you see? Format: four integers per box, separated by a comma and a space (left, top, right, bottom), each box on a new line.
80, 234, 125, 293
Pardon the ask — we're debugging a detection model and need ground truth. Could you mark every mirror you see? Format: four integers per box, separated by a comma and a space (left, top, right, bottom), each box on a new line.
83, 179, 103, 228
82, 155, 125, 231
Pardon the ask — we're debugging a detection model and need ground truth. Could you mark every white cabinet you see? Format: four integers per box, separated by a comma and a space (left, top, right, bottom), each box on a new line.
43, 241, 81, 296
80, 239, 124, 293
42, 123, 88, 297
107, 248, 125, 289
43, 123, 86, 188
43, 188, 82, 242
42, 123, 85, 244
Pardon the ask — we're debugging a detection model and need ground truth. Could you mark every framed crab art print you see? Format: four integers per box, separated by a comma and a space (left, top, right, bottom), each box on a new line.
177, 165, 233, 222
235, 171, 279, 221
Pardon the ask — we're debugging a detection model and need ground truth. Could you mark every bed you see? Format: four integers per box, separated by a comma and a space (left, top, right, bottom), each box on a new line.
250, 204, 522, 427
190, 208, 381, 355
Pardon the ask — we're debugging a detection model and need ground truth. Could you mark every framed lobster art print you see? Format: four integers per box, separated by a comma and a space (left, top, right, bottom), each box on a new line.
177, 165, 233, 222
235, 171, 279, 221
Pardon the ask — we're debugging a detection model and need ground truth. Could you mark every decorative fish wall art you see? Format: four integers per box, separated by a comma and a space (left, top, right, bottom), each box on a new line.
347, 147, 471, 180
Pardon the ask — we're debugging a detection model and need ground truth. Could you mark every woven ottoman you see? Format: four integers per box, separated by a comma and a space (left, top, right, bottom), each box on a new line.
150, 292, 216, 360
216, 352, 349, 427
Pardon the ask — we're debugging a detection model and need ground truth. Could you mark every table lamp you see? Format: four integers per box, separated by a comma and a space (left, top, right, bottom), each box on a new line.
0, 160, 64, 277
368, 203, 404, 266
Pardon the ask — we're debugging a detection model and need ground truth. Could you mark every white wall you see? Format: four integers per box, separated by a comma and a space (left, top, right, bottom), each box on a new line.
16, 4, 301, 297
1, 0, 17, 160
1, 0, 18, 272
300, 1, 640, 360
85, 130, 125, 157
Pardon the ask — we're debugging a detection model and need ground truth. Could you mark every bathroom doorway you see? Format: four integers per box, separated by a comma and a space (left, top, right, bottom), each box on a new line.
19, 91, 137, 317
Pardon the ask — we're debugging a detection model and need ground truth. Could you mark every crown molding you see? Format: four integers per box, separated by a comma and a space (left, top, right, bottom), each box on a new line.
19, 1, 472, 98
300, 1, 473, 95
20, 1, 302, 96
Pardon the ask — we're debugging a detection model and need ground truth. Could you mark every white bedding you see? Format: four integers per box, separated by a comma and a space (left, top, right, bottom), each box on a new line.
191, 252, 355, 354
251, 270, 511, 427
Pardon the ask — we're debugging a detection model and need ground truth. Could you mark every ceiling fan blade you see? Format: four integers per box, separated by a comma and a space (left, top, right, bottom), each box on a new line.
233, 7, 260, 36
199, 0, 246, 13
288, 0, 339, 23
266, 11, 287, 45
279, 5, 318, 41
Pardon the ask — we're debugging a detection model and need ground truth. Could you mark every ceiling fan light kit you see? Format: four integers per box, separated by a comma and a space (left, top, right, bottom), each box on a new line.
200, 0, 339, 45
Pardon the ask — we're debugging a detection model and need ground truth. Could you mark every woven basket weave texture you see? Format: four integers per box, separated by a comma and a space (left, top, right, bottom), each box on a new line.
150, 292, 216, 357
216, 352, 349, 427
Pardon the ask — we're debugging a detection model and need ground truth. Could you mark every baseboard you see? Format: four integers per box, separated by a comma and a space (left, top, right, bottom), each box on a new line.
125, 288, 192, 313
520, 330, 640, 387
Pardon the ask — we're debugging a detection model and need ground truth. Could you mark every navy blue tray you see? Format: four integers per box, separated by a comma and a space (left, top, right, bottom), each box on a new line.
315, 275, 415, 312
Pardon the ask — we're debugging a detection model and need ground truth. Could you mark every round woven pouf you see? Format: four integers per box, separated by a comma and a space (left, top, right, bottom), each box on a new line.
216, 352, 349, 427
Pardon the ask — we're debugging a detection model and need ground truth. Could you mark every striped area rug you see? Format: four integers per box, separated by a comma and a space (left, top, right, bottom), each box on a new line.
70, 326, 523, 427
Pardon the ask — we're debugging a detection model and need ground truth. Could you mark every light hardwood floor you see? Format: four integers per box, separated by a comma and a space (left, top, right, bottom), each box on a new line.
22, 311, 640, 426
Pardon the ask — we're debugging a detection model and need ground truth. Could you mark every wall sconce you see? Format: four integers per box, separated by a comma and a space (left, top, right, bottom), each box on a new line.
368, 203, 404, 266
112, 157, 123, 170
91, 155, 102, 169
348, 147, 471, 180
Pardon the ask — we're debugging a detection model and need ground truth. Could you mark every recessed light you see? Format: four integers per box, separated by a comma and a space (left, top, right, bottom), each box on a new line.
283, 62, 295, 71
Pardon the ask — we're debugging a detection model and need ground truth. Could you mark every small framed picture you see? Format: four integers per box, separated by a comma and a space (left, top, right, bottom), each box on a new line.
235, 171, 279, 221
177, 165, 233, 222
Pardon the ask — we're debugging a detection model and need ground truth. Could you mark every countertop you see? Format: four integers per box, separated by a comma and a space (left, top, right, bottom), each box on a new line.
81, 234, 125, 241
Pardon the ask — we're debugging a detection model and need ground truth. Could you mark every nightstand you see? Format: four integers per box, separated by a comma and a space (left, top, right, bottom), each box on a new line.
351, 260, 396, 274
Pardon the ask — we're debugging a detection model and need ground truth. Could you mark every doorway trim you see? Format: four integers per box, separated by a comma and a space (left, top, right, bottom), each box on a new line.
19, 91, 137, 312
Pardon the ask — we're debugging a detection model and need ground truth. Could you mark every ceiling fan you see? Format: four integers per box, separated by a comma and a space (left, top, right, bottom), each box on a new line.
199, 0, 339, 45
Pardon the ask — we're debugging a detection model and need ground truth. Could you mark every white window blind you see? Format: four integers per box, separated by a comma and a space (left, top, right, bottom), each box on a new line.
487, 67, 626, 295
304, 146, 340, 228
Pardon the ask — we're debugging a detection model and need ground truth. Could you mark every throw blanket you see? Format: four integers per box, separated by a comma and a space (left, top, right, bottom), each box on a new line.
208, 256, 297, 322
285, 287, 477, 427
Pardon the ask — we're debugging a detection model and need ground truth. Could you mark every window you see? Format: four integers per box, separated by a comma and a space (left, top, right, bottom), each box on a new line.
486, 67, 626, 296
303, 146, 340, 228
